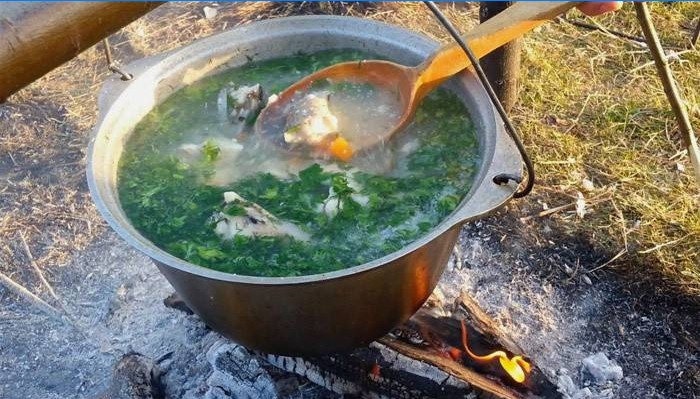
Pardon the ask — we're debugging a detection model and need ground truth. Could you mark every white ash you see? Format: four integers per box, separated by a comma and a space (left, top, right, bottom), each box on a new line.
264, 355, 362, 397
581, 178, 595, 192
0, 233, 329, 399
582, 352, 623, 384
557, 369, 610, 399
201, 342, 277, 399
202, 6, 218, 20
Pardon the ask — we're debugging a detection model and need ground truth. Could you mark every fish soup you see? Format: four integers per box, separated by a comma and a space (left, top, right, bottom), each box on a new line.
118, 50, 480, 277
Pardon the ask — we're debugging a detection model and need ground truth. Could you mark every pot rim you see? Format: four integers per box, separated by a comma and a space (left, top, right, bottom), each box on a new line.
87, 15, 521, 286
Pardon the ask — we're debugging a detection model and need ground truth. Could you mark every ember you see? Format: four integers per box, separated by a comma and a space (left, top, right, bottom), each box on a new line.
460, 320, 532, 383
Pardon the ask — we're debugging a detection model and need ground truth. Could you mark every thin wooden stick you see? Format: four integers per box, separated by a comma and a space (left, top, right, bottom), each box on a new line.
639, 234, 691, 254
610, 198, 628, 251
587, 248, 627, 273
560, 16, 646, 44
17, 233, 87, 336
691, 17, 700, 48
19, 231, 59, 301
0, 271, 63, 321
635, 2, 700, 184
628, 49, 693, 74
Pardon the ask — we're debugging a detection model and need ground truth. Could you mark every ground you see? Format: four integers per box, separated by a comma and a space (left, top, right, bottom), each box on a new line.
0, 2, 698, 398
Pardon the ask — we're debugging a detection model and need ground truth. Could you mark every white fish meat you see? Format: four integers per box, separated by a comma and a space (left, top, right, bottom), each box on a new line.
283, 92, 339, 146
213, 191, 310, 242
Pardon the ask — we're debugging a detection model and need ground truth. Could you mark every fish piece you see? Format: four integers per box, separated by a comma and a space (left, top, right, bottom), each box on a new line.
175, 138, 244, 186
213, 191, 310, 242
176, 137, 316, 186
228, 84, 264, 123
207, 139, 245, 186
283, 92, 339, 147
176, 138, 243, 164
218, 83, 265, 134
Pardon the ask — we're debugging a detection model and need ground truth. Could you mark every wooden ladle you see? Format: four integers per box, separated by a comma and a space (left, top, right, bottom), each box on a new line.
255, 2, 577, 158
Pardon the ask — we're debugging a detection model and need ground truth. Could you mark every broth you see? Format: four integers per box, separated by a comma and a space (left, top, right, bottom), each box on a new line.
279, 79, 403, 149
118, 50, 480, 277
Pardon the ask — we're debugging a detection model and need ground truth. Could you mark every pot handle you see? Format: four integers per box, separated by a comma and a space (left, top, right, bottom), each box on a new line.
96, 52, 169, 122
454, 176, 519, 225
453, 122, 523, 225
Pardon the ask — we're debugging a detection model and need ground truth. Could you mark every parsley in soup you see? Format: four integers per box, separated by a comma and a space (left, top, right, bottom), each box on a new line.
118, 50, 479, 277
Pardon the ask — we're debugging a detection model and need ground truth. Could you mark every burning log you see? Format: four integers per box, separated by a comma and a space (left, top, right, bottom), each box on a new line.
384, 310, 558, 398
262, 343, 471, 398
260, 309, 558, 398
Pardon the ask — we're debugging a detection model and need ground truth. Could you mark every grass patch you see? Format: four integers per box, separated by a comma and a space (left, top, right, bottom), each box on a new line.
517, 3, 699, 294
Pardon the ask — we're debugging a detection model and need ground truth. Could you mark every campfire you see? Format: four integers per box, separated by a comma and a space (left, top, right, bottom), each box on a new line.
258, 297, 557, 399
460, 320, 531, 384
150, 291, 558, 399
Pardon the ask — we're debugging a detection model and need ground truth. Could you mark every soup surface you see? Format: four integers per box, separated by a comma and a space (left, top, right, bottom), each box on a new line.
261, 78, 404, 158
118, 50, 480, 277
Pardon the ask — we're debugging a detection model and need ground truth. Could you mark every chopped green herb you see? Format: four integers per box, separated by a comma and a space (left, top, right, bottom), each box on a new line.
118, 50, 480, 277
202, 140, 220, 163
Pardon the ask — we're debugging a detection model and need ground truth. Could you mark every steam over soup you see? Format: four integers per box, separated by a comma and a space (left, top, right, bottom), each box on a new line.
118, 50, 480, 277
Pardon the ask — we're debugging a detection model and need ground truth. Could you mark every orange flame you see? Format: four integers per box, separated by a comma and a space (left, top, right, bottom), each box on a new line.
460, 320, 531, 383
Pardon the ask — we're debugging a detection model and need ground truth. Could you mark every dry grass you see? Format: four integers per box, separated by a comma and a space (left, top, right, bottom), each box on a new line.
515, 3, 700, 294
1, 2, 698, 298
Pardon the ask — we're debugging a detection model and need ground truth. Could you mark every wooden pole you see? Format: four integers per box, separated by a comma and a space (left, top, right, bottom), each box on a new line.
691, 16, 700, 48
635, 2, 700, 184
479, 1, 521, 113
0, 2, 162, 101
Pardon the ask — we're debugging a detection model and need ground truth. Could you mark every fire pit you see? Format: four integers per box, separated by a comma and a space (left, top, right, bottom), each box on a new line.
87, 16, 522, 355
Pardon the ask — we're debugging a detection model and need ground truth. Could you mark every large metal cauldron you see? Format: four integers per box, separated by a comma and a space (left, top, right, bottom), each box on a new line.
88, 16, 522, 355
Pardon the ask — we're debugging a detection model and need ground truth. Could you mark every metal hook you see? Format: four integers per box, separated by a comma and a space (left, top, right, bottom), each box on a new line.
102, 38, 133, 81
423, 1, 535, 198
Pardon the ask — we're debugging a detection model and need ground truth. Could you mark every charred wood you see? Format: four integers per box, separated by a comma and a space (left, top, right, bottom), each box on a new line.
163, 292, 194, 315
98, 352, 162, 399
262, 343, 473, 399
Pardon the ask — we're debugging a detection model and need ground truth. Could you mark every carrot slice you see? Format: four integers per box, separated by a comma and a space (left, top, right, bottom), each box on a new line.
329, 136, 354, 161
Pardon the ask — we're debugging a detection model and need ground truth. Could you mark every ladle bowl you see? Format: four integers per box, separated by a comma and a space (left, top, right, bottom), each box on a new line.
255, 2, 577, 157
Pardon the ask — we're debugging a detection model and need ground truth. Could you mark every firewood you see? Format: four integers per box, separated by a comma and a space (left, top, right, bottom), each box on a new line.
262, 343, 477, 398
459, 293, 524, 355
391, 309, 560, 398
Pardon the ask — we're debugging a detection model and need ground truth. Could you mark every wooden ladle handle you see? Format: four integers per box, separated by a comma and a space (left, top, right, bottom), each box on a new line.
412, 1, 579, 100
